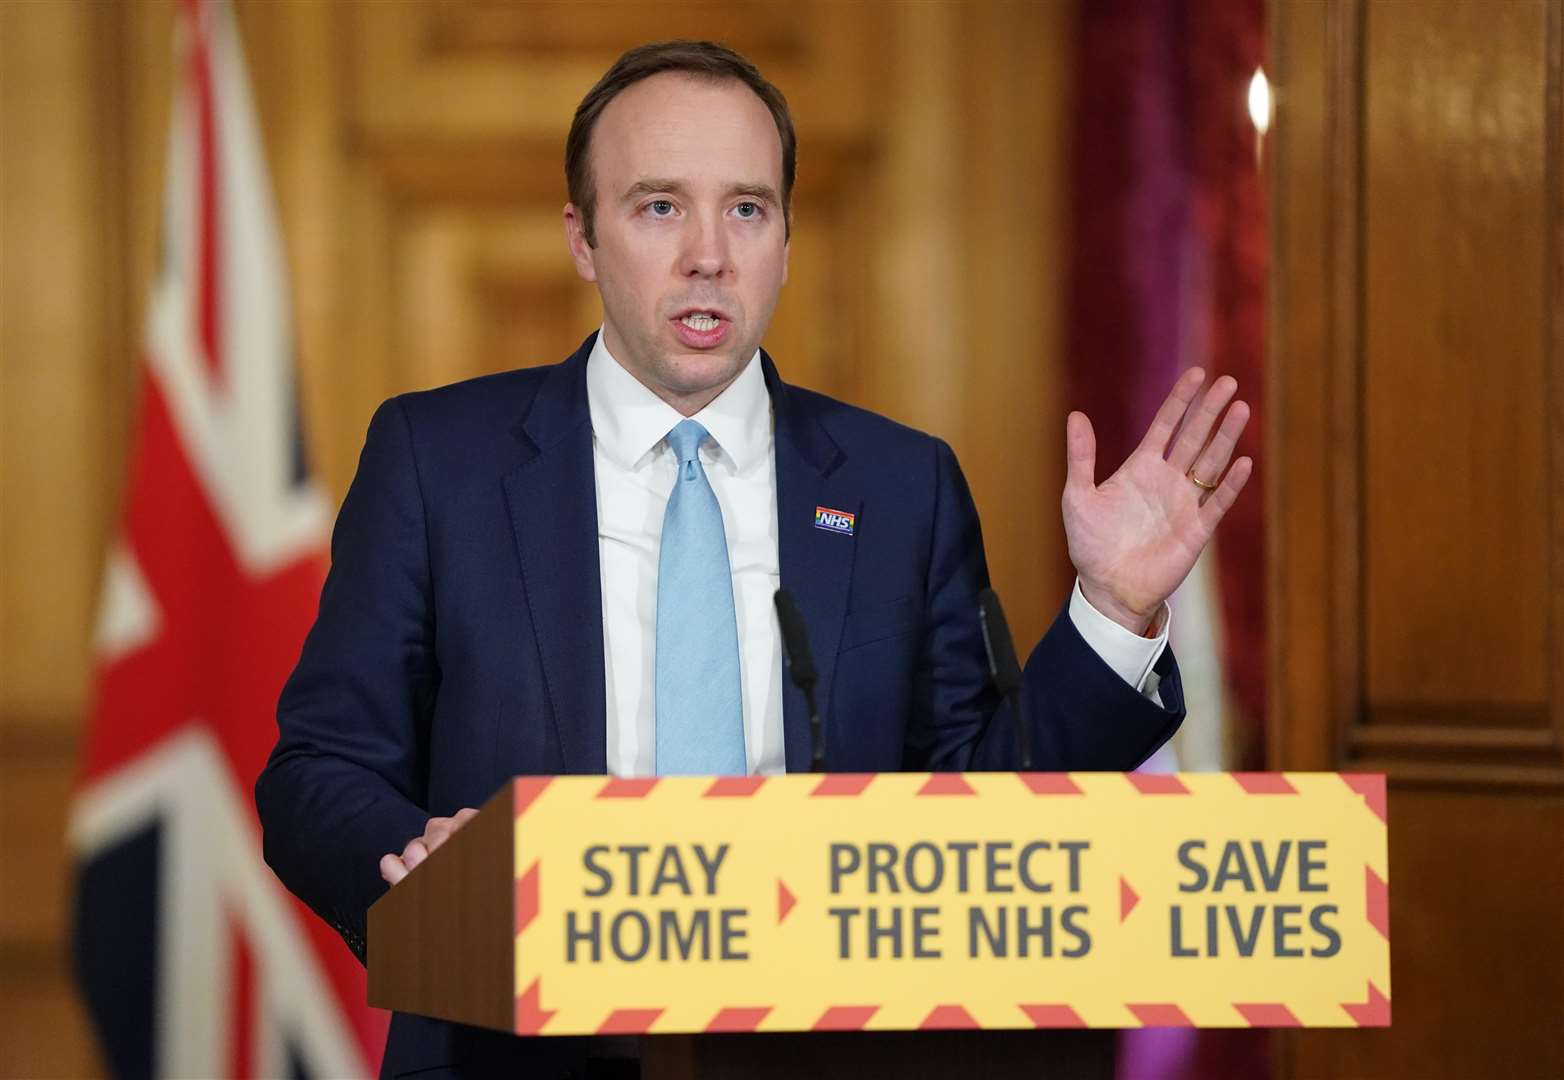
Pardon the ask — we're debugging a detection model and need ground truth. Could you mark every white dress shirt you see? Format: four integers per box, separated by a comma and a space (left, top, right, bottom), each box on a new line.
588, 334, 784, 776
585, 332, 1169, 778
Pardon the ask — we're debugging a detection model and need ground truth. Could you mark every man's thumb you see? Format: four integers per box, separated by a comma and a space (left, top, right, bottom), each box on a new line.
1065, 411, 1097, 490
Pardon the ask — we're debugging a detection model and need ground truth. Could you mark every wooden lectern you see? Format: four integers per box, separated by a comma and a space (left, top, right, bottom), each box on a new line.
367, 770, 1387, 1076
366, 778, 1113, 1079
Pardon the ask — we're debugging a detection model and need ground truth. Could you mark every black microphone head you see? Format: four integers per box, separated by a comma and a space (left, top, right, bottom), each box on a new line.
978, 587, 1024, 697
773, 588, 818, 688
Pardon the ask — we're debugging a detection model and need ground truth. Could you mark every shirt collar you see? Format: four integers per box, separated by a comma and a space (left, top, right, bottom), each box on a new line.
585, 329, 770, 472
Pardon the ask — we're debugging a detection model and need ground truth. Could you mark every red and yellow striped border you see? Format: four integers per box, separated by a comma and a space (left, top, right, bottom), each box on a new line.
508, 772, 1390, 1033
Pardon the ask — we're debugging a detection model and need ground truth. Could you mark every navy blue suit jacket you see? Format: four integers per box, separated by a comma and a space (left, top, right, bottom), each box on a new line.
256, 333, 1184, 1077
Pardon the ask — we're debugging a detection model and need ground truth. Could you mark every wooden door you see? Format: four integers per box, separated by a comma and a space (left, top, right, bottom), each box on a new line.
1268, 1, 1564, 1076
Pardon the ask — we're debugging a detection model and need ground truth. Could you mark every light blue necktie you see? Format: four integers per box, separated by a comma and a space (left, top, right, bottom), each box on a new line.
655, 419, 747, 775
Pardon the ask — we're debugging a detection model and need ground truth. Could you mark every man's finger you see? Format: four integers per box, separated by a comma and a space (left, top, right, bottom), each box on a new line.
1186, 399, 1250, 493
402, 838, 430, 872
424, 808, 480, 854
1137, 367, 1206, 459
380, 853, 408, 886
1065, 411, 1098, 491
1197, 456, 1253, 531
1167, 375, 1238, 472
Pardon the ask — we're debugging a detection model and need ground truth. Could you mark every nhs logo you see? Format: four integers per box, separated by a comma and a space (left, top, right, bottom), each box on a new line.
814, 506, 856, 535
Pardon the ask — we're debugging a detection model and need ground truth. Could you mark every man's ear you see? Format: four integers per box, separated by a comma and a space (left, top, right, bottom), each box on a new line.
781, 235, 790, 286
563, 203, 598, 283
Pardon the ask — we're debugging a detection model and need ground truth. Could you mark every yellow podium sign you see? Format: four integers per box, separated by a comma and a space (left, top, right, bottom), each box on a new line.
507, 772, 1389, 1035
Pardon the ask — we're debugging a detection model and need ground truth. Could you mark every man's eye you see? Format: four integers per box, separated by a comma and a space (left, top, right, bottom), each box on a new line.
734, 201, 762, 219
647, 200, 675, 217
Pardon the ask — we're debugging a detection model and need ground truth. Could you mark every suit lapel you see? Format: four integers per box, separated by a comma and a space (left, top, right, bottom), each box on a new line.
767, 357, 860, 772
503, 339, 608, 774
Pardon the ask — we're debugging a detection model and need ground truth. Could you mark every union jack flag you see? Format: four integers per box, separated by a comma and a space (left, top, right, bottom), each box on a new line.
69, 2, 383, 1075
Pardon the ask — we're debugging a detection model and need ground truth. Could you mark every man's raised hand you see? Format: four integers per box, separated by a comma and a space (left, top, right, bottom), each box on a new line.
1062, 368, 1253, 634
379, 808, 480, 886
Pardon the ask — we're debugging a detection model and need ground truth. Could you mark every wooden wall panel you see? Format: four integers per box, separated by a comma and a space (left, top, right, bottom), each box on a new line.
1273, 0, 1564, 788
0, 0, 114, 725
955, 0, 1075, 640
1361, 0, 1551, 711
1270, 1, 1564, 1076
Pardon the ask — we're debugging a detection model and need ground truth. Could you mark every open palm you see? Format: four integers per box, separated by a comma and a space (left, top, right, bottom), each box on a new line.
1062, 369, 1253, 632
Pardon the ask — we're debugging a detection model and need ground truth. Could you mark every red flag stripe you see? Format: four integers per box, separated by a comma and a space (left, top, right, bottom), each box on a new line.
191, 0, 222, 380
228, 913, 255, 1080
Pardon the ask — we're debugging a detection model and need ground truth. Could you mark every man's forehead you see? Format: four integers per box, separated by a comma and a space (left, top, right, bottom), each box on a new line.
603, 69, 760, 114
592, 72, 783, 182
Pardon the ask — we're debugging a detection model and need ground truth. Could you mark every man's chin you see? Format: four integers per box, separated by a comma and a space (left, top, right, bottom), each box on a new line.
642, 351, 744, 409
662, 349, 749, 386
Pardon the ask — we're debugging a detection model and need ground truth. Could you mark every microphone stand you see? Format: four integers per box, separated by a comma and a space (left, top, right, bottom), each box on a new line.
773, 588, 825, 772
979, 587, 1031, 770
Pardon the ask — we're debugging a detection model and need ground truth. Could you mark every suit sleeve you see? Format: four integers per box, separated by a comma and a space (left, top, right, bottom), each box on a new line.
918, 438, 1185, 772
255, 398, 436, 962
1018, 601, 1185, 768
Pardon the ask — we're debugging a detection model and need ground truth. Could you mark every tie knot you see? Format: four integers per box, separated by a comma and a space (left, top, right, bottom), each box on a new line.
665, 419, 710, 466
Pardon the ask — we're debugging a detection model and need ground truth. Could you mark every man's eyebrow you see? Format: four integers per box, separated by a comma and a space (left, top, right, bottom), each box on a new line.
621, 178, 689, 201
729, 182, 779, 204
619, 179, 779, 204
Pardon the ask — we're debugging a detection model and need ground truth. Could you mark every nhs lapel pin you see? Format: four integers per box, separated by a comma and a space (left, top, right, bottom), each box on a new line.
814, 505, 856, 536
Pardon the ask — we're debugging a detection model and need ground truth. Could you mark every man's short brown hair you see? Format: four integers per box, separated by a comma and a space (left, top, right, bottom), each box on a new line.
565, 40, 797, 247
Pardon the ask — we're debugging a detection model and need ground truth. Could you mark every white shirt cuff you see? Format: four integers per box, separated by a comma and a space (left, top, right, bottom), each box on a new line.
1067, 578, 1170, 695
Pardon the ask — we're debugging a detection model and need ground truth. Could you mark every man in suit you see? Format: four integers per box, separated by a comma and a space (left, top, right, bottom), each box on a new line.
257, 40, 1252, 1079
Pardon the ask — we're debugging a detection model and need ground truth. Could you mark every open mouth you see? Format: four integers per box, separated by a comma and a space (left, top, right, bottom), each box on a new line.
669, 310, 732, 348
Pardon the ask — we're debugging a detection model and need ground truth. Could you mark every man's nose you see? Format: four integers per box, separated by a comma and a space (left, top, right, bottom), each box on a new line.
679, 213, 730, 278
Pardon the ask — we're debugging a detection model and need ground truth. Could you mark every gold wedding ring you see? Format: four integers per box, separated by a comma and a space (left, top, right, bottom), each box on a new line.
1187, 470, 1218, 492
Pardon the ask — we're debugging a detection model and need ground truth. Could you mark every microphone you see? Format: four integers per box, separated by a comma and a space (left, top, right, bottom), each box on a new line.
978, 587, 1031, 769
773, 588, 825, 772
